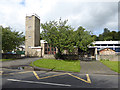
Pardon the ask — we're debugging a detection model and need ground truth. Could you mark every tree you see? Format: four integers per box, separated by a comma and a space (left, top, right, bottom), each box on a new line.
104, 28, 110, 33
74, 26, 94, 52
117, 31, 120, 40
41, 19, 94, 56
97, 28, 120, 41
41, 19, 75, 55
1, 26, 25, 52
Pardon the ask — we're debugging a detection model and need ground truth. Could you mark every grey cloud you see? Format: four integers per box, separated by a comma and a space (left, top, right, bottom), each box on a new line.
42, 2, 118, 35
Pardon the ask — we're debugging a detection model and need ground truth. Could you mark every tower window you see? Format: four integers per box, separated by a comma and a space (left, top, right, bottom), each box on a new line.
28, 26, 32, 29
28, 17, 32, 19
29, 36, 31, 38
28, 46, 31, 48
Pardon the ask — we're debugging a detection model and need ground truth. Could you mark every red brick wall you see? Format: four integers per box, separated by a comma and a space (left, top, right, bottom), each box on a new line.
99, 48, 115, 55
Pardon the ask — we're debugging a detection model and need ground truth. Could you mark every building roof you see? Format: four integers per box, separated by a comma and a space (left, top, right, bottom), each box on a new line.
89, 41, 120, 48
40, 40, 47, 43
98, 48, 115, 51
92, 41, 120, 44
19, 45, 25, 48
26, 13, 40, 19
31, 46, 41, 49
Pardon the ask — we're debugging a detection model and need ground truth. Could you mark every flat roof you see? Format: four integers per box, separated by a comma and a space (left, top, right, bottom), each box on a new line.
31, 46, 41, 49
26, 13, 40, 19
92, 41, 120, 44
40, 40, 47, 43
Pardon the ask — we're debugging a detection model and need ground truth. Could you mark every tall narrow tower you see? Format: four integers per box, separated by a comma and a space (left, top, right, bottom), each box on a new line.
25, 14, 40, 56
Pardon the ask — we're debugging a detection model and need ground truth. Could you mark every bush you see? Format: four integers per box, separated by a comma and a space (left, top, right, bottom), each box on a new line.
54, 53, 62, 59
100, 59, 109, 61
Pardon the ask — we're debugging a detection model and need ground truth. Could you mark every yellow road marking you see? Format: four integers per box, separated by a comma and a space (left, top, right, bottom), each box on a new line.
33, 71, 40, 80
1, 71, 32, 75
33, 71, 67, 80
33, 71, 91, 84
18, 71, 32, 74
0, 71, 3, 75
86, 74, 91, 83
67, 73, 91, 83
38, 73, 68, 80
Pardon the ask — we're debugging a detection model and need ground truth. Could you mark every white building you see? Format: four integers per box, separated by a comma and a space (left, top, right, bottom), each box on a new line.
89, 41, 120, 52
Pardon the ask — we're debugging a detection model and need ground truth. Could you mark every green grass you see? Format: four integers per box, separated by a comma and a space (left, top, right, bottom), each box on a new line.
100, 60, 120, 73
0, 59, 14, 61
31, 59, 80, 72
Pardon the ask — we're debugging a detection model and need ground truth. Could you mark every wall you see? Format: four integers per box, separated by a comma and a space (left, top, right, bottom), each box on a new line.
30, 49, 42, 57
43, 54, 55, 59
98, 54, 120, 61
99, 48, 115, 55
41, 43, 45, 57
35, 16, 40, 46
2, 54, 21, 59
63, 48, 78, 55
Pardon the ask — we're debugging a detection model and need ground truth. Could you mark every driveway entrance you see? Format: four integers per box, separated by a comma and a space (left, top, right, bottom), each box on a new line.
80, 61, 117, 75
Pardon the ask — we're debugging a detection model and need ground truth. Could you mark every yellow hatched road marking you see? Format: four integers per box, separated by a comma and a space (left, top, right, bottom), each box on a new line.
33, 71, 67, 80
67, 73, 91, 83
1, 71, 32, 75
33, 71, 40, 80
38, 73, 68, 80
0, 71, 3, 75
33, 71, 91, 84
18, 71, 32, 74
86, 74, 91, 83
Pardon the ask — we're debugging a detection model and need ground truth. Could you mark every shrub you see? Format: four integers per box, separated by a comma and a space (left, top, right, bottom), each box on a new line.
54, 53, 62, 59
100, 59, 109, 61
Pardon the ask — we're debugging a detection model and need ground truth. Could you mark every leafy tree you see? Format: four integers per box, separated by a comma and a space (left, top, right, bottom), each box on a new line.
1, 26, 25, 52
91, 35, 98, 41
40, 33, 43, 40
104, 28, 110, 33
74, 26, 94, 52
41, 19, 94, 56
118, 31, 120, 40
97, 28, 120, 41
41, 19, 75, 55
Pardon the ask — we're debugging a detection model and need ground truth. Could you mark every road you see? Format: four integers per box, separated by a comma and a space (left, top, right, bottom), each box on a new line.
0, 68, 119, 89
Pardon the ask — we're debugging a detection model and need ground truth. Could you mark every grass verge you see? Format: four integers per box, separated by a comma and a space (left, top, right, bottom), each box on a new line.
100, 60, 120, 73
0, 59, 14, 61
31, 59, 80, 72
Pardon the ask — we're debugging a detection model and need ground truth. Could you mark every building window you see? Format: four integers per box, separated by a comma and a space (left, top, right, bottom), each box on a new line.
28, 26, 32, 29
44, 43, 56, 54
28, 17, 32, 19
29, 36, 31, 38
28, 46, 31, 48
108, 44, 113, 46
95, 44, 100, 46
114, 44, 120, 46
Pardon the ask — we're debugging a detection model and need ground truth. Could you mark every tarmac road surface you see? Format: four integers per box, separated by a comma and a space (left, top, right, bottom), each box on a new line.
1, 68, 118, 89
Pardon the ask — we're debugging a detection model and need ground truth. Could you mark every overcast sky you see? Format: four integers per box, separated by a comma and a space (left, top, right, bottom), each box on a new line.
0, 0, 119, 36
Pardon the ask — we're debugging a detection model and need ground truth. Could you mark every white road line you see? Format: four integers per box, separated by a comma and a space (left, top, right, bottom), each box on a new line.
7, 79, 71, 87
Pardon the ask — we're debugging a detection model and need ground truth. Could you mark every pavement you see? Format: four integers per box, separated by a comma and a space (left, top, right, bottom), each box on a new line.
0, 57, 41, 68
80, 61, 118, 75
0, 58, 118, 75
